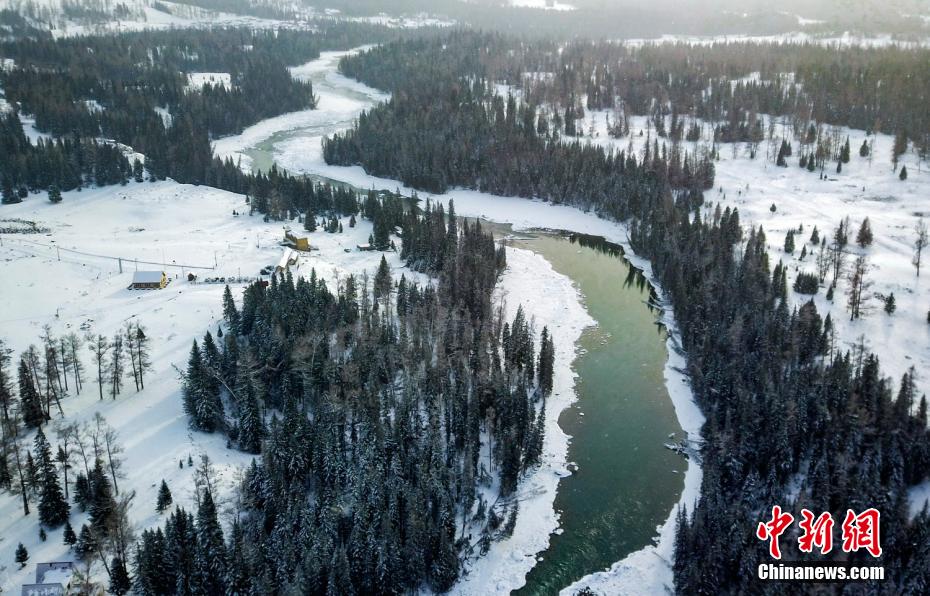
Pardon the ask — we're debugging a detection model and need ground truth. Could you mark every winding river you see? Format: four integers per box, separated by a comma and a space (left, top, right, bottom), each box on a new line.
216, 48, 689, 594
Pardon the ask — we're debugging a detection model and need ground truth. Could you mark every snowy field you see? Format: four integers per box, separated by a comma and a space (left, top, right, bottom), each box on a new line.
0, 180, 430, 591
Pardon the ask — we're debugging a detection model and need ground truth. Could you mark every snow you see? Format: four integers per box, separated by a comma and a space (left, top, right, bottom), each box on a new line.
186, 72, 232, 92
621, 32, 930, 49
910, 479, 930, 518
154, 106, 172, 128
0, 180, 425, 592
212, 48, 389, 172
550, 108, 930, 405
510, 0, 577, 11
131, 270, 165, 284
451, 246, 593, 594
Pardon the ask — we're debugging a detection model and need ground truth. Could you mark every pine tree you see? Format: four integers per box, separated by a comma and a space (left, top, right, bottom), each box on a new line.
222, 285, 240, 334
183, 340, 223, 432
63, 521, 77, 546
48, 185, 62, 204
885, 293, 896, 314
859, 139, 870, 157
784, 230, 795, 254
157, 479, 173, 512
19, 357, 45, 428
237, 384, 264, 454
76, 524, 96, 561
15, 542, 28, 568
900, 165, 908, 180
192, 489, 226, 595
88, 459, 115, 535
373, 256, 392, 303
110, 556, 132, 595
857, 218, 874, 247
34, 426, 69, 527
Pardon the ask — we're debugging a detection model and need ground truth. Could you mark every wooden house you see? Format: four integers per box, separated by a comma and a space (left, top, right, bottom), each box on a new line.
130, 271, 167, 290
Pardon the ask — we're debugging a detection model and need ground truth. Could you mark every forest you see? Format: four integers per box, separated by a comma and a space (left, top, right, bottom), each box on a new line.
0, 23, 430, 193
132, 199, 559, 594
2, 21, 930, 595
324, 32, 930, 592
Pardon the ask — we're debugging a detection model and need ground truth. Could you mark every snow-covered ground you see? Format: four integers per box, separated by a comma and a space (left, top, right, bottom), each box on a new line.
212, 48, 389, 173
621, 31, 930, 48
186, 72, 232, 92
510, 0, 576, 11
569, 111, 930, 402
451, 246, 594, 594
0, 180, 427, 591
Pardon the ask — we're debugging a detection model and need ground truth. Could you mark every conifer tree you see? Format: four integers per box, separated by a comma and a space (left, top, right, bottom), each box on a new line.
857, 217, 874, 247
19, 357, 45, 428
900, 165, 908, 180
110, 556, 132, 595
373, 256, 392, 303
34, 426, 69, 527
15, 542, 28, 568
192, 489, 226, 595
48, 185, 62, 203
222, 285, 240, 334
63, 520, 77, 546
157, 480, 173, 512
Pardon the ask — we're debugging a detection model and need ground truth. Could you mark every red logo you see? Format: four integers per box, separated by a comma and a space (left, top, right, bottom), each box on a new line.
756, 505, 794, 559
841, 508, 882, 557
756, 507, 882, 559
798, 509, 834, 555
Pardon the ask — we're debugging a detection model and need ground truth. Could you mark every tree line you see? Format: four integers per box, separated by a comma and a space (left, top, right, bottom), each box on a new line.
323, 32, 930, 592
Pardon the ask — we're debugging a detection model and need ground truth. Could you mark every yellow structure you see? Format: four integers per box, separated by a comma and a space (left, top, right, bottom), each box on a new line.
283, 228, 310, 252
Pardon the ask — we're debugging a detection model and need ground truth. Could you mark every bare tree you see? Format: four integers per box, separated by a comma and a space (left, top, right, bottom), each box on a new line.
95, 414, 123, 495
135, 323, 151, 390
124, 323, 139, 392
847, 255, 871, 320
88, 334, 110, 400
55, 422, 78, 499
108, 333, 125, 399
58, 336, 70, 393
66, 333, 85, 395
914, 218, 928, 277
65, 423, 92, 477
4, 413, 30, 515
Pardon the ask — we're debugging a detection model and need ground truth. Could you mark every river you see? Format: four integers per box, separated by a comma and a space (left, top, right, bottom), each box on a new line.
216, 47, 689, 594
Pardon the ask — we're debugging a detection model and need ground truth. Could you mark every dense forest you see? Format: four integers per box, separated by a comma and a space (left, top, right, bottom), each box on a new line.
132, 199, 561, 593
0, 24, 429, 193
324, 33, 930, 593
336, 33, 930, 157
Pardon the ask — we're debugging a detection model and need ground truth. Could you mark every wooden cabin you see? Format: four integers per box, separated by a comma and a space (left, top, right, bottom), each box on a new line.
130, 271, 167, 290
